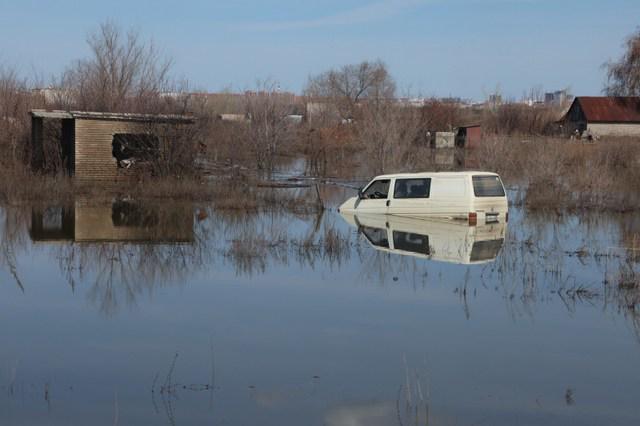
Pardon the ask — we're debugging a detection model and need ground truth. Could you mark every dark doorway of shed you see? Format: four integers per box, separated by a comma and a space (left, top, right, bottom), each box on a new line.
31, 117, 75, 175
29, 205, 75, 241
455, 127, 467, 148
61, 119, 75, 175
111, 133, 160, 169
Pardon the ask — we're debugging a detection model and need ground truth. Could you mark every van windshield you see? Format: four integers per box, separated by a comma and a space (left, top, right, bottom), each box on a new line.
472, 176, 505, 197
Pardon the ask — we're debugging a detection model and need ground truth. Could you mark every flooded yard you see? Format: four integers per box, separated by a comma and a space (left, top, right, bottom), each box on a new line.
1, 186, 639, 425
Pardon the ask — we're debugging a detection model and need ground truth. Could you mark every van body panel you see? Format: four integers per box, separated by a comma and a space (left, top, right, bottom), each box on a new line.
355, 197, 388, 215
339, 171, 508, 224
340, 211, 506, 264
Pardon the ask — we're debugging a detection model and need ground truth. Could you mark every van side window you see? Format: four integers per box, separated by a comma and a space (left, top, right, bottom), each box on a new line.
362, 179, 390, 199
393, 178, 431, 199
472, 176, 505, 197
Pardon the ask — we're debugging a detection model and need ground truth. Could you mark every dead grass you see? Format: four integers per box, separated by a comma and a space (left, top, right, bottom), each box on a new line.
0, 165, 328, 217
475, 136, 640, 211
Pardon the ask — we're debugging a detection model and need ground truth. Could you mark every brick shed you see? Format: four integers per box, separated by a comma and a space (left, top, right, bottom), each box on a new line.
30, 110, 196, 179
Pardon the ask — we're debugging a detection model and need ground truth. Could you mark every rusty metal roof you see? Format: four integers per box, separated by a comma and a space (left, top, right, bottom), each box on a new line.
576, 97, 640, 123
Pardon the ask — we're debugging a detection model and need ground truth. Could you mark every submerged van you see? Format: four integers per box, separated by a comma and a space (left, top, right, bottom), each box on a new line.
339, 171, 508, 225
340, 212, 506, 264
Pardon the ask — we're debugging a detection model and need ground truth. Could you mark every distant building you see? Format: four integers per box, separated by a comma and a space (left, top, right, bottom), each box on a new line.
561, 97, 640, 137
218, 113, 248, 122
545, 90, 572, 106
487, 94, 502, 109
306, 101, 343, 124
32, 87, 74, 105
284, 114, 304, 124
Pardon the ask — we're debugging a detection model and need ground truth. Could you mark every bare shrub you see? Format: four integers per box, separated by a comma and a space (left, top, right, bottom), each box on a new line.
483, 103, 559, 136
297, 125, 359, 177
244, 82, 299, 173
418, 99, 461, 133
0, 66, 44, 168
357, 101, 422, 174
131, 121, 201, 178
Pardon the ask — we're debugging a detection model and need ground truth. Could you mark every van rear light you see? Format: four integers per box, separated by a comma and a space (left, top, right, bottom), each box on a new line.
468, 212, 477, 226
506, 211, 509, 222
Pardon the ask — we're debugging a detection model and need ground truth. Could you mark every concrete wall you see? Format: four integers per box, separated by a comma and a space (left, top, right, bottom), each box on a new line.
434, 132, 455, 148
434, 149, 455, 166
587, 123, 640, 137
75, 119, 145, 180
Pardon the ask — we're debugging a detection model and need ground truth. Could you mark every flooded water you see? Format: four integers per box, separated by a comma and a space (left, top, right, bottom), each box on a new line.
1, 187, 639, 425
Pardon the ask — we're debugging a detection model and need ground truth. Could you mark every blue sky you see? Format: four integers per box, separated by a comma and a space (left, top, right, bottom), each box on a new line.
0, 0, 638, 100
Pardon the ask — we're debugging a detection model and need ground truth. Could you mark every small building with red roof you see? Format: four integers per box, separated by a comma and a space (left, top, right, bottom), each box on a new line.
562, 97, 640, 137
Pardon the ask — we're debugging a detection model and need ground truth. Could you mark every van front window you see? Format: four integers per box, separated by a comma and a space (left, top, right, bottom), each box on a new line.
361, 226, 389, 248
362, 179, 390, 199
472, 176, 505, 197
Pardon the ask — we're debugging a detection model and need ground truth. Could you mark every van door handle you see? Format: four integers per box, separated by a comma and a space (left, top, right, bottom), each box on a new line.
386, 200, 390, 207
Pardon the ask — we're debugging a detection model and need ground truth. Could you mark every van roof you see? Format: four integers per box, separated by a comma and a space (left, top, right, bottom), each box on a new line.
373, 171, 499, 180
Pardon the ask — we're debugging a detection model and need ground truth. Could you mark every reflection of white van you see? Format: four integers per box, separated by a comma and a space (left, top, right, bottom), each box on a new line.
339, 171, 508, 225
340, 212, 506, 264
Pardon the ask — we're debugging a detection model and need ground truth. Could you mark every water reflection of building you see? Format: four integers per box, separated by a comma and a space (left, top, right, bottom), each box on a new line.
30, 200, 193, 243
341, 212, 506, 264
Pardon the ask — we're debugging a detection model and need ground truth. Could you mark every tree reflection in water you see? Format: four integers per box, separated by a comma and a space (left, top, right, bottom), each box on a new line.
23, 200, 356, 315
0, 207, 30, 292
0, 199, 638, 334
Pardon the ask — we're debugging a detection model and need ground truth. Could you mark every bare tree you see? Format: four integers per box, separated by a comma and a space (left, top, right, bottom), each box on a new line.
419, 99, 461, 133
244, 81, 298, 173
58, 21, 173, 113
305, 60, 396, 121
357, 102, 421, 174
604, 28, 640, 96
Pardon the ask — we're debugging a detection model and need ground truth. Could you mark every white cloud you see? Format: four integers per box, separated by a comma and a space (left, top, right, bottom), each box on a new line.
235, 0, 430, 32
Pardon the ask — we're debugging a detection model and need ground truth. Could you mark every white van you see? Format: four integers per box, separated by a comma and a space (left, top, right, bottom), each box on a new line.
339, 171, 508, 225
340, 212, 506, 264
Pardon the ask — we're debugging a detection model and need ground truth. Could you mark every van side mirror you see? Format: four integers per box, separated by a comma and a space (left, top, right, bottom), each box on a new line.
357, 187, 364, 199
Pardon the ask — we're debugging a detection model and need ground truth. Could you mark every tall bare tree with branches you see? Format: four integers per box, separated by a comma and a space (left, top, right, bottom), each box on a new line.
305, 60, 396, 121
58, 21, 173, 113
604, 28, 640, 96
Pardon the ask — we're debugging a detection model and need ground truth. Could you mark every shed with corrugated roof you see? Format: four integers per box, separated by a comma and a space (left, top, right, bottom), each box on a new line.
561, 97, 640, 137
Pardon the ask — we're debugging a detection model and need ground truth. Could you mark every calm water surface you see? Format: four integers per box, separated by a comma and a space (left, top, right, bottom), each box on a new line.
1, 188, 639, 425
